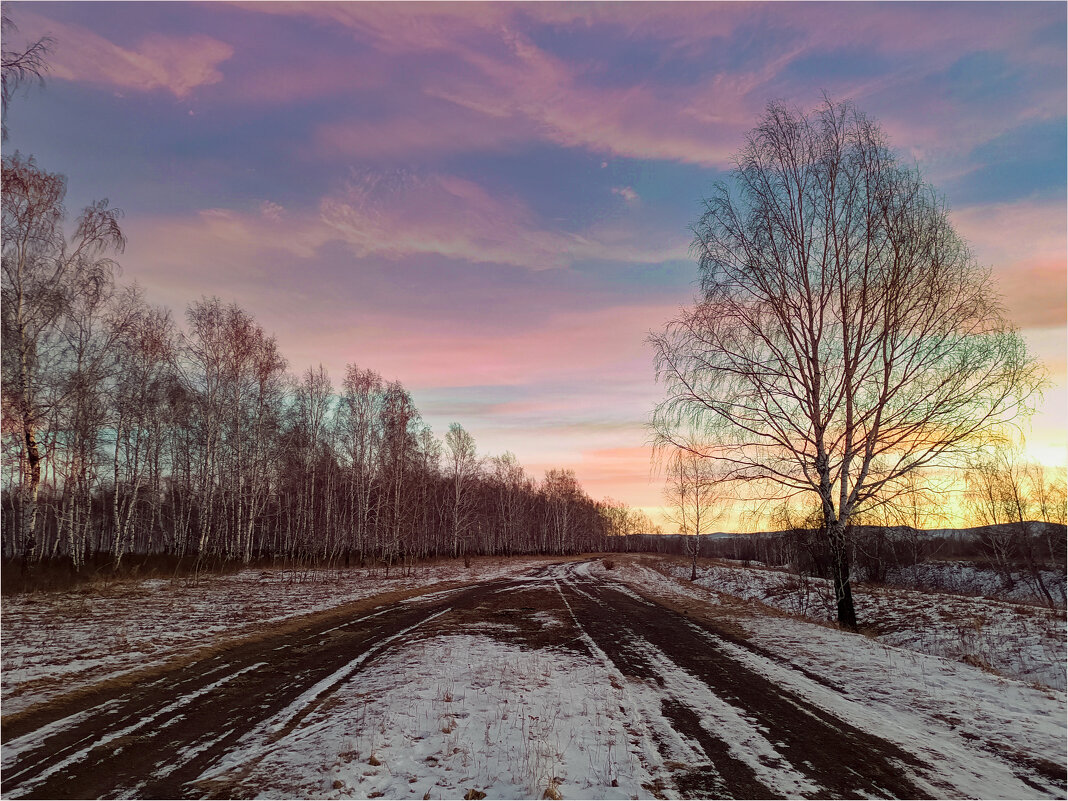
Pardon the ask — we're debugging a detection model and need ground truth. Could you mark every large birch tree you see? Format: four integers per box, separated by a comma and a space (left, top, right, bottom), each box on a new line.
651, 99, 1044, 627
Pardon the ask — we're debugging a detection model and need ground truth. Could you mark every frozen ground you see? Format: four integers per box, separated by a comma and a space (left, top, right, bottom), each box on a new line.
0, 556, 567, 716
186, 561, 1066, 800
195, 634, 655, 800
589, 559, 1066, 795
3, 556, 1065, 799
648, 556, 1067, 691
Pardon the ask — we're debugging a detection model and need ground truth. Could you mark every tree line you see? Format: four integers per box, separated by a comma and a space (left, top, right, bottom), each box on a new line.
1, 152, 658, 572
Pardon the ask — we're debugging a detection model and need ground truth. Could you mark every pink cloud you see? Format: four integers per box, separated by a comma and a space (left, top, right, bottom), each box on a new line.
318, 169, 688, 269
318, 169, 576, 269
782, 3, 1056, 62
234, 53, 384, 104
118, 207, 334, 319
294, 301, 676, 392
122, 168, 689, 305
316, 87, 744, 167
241, 3, 756, 165
158, 207, 329, 259
245, 2, 1060, 169
951, 201, 1067, 330
239, 2, 514, 55
16, 11, 232, 98
412, 30, 754, 167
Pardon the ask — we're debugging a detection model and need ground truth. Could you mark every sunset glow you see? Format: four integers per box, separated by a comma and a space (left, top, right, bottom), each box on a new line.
7, 1, 1065, 530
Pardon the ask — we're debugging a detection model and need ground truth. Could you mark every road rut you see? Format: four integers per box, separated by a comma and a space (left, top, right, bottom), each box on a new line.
3, 561, 945, 799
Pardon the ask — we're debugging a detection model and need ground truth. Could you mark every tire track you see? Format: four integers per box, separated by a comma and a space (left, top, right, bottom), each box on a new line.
1, 579, 514, 800
554, 566, 935, 799
4, 561, 948, 799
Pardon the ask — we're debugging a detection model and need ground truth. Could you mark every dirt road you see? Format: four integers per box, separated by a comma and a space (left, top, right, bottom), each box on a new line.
0, 560, 1047, 798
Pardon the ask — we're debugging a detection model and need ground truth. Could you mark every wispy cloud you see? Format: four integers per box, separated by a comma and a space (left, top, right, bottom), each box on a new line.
242, 2, 1063, 169
318, 169, 687, 269
306, 301, 676, 391
315, 100, 529, 160
16, 11, 232, 98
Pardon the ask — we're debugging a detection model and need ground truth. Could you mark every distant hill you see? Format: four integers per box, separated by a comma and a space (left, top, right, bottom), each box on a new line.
620, 521, 1067, 543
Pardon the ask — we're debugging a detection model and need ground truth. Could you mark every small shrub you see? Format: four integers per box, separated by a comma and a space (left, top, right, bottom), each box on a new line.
961, 653, 993, 671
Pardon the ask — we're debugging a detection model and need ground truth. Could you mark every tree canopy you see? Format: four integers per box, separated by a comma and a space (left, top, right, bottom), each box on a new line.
651, 98, 1045, 626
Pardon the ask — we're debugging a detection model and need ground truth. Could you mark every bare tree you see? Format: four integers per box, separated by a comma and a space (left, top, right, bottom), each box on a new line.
289, 365, 334, 559
444, 422, 479, 563
54, 258, 126, 568
543, 469, 580, 554
378, 381, 419, 573
651, 98, 1044, 627
110, 291, 176, 567
2, 153, 124, 563
1, 12, 54, 141
411, 424, 442, 563
490, 452, 530, 556
966, 445, 1065, 606
664, 446, 722, 580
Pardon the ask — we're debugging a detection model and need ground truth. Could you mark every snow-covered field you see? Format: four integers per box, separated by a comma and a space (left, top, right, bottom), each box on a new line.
0, 557, 566, 716
184, 560, 1067, 800
647, 557, 1067, 691
187, 560, 1066, 800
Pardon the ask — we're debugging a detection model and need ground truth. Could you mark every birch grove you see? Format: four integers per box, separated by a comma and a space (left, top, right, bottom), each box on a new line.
2, 157, 632, 567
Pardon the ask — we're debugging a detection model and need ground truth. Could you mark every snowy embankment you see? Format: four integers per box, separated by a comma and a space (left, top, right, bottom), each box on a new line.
884, 559, 1067, 605
625, 557, 1067, 690
0, 557, 564, 716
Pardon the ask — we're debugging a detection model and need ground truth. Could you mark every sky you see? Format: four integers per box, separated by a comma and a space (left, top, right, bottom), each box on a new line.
4, 1, 1065, 530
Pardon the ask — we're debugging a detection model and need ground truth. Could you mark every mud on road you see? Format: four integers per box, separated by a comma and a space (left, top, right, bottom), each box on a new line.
0, 560, 1046, 799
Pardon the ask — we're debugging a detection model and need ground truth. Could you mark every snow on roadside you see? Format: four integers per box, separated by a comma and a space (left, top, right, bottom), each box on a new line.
1, 557, 563, 716
711, 616, 1067, 800
4, 661, 268, 799
645, 558, 1066, 691
194, 633, 659, 801
592, 557, 1068, 799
